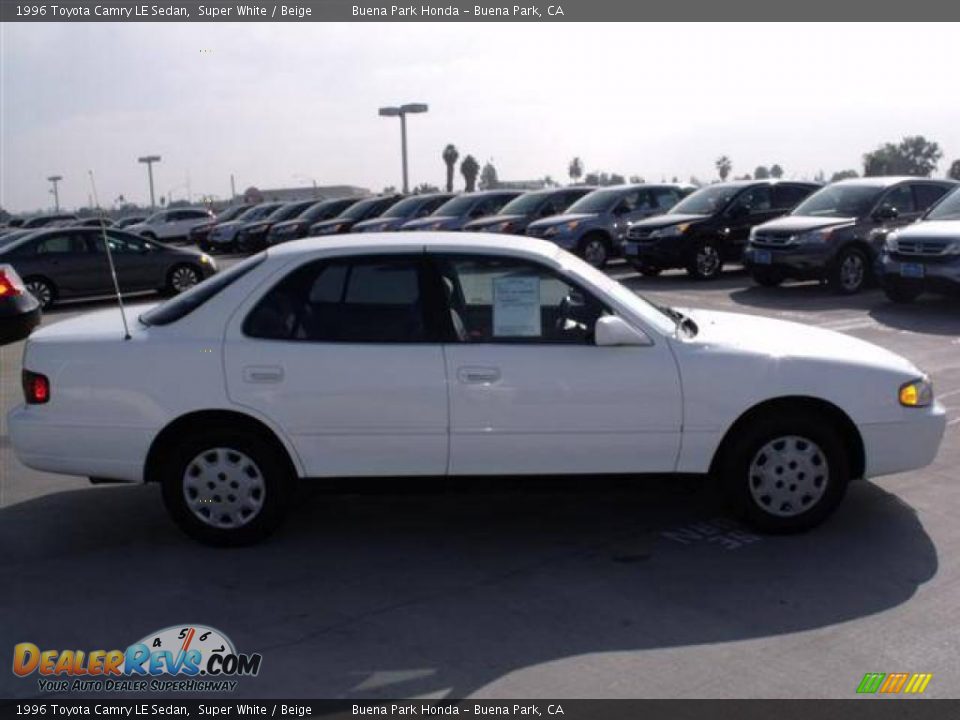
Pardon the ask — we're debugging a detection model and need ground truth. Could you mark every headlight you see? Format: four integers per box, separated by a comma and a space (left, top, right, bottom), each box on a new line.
797, 228, 835, 244
199, 254, 212, 265
496, 221, 514, 232
651, 223, 689, 239
944, 241, 960, 255
899, 377, 933, 408
884, 232, 900, 252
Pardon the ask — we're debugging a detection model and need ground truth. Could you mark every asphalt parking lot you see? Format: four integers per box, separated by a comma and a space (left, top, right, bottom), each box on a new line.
1, 257, 959, 700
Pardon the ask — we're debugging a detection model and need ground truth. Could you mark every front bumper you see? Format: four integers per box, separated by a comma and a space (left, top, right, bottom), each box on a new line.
878, 254, 960, 295
743, 244, 833, 278
860, 402, 947, 478
621, 239, 687, 268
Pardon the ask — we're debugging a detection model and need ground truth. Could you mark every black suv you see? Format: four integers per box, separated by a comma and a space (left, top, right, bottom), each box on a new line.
622, 180, 819, 279
745, 177, 957, 294
878, 186, 960, 302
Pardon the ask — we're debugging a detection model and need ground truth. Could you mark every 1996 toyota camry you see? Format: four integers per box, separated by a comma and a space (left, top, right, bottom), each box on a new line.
8, 234, 946, 545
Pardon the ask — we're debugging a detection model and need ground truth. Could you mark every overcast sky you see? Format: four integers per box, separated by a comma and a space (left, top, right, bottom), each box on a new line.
1, 22, 958, 213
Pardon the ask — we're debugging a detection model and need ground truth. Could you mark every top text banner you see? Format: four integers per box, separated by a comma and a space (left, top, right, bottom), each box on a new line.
2, 0, 959, 21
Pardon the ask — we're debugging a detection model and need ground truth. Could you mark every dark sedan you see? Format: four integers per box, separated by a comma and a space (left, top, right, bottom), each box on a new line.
310, 195, 405, 236
0, 227, 218, 309
463, 187, 596, 235
399, 190, 522, 232
0, 263, 41, 345
351, 193, 454, 233
266, 197, 363, 246
234, 200, 319, 253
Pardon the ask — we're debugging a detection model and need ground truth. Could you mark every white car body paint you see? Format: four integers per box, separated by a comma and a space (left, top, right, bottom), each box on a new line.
8, 234, 946, 487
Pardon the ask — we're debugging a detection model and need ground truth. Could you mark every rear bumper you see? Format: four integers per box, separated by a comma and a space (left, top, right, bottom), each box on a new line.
0, 300, 41, 345
859, 403, 947, 478
7, 405, 151, 483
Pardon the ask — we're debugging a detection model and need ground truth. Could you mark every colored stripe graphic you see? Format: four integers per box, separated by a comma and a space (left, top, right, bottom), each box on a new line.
857, 673, 885, 694
904, 674, 933, 694
857, 672, 932, 694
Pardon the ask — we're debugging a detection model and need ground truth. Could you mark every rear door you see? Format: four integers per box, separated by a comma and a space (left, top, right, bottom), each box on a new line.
16, 231, 105, 296
224, 252, 449, 477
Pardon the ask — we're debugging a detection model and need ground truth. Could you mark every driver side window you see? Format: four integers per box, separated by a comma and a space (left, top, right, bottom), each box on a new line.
435, 255, 606, 345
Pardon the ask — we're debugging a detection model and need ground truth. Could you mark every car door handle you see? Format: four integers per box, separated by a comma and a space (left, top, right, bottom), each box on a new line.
457, 366, 501, 384
242, 365, 284, 383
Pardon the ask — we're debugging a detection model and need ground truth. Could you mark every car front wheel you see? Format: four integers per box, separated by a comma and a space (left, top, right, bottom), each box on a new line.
160, 429, 294, 546
578, 234, 609, 268
718, 411, 850, 533
831, 246, 869, 294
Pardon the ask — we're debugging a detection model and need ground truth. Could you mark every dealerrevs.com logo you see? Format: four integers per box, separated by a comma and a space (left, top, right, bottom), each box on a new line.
13, 625, 262, 693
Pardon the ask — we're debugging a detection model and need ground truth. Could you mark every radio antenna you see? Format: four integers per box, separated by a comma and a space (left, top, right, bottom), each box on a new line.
88, 170, 131, 340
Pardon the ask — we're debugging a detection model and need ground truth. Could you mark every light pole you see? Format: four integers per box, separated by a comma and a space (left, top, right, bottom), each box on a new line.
378, 103, 428, 194
46, 175, 63, 212
138, 155, 161, 209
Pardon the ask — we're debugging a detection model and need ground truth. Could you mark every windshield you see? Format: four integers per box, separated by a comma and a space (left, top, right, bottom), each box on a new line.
432, 194, 480, 216
670, 185, 740, 216
216, 205, 249, 222
140, 253, 266, 326
267, 203, 309, 222
792, 184, 882, 218
381, 196, 426, 218
300, 199, 350, 221
238, 204, 281, 222
566, 189, 624, 215
926, 188, 960, 221
497, 192, 551, 215
339, 197, 384, 220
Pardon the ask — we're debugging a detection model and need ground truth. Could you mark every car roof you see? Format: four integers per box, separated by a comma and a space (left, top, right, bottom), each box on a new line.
831, 176, 955, 188
268, 231, 563, 260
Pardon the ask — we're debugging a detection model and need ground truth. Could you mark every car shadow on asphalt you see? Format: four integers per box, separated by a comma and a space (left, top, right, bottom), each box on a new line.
868, 296, 960, 336
0, 478, 937, 699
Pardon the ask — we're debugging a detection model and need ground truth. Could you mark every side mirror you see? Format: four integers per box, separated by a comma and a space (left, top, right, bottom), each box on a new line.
874, 204, 899, 221
595, 315, 652, 347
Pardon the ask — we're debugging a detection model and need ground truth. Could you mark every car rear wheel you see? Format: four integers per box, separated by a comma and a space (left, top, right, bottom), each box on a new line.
578, 234, 609, 269
165, 264, 202, 295
718, 411, 850, 533
830, 246, 868, 294
686, 240, 723, 280
883, 282, 921, 304
24, 277, 56, 310
751, 267, 784, 287
160, 428, 294, 546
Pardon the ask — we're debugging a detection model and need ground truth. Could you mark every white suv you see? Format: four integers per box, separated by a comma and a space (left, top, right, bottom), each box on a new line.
127, 208, 214, 242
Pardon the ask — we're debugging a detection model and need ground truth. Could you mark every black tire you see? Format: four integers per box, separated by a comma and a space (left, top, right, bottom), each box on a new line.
883, 282, 921, 304
578, 233, 610, 269
160, 428, 294, 546
830, 246, 869, 295
164, 264, 202, 296
751, 267, 784, 287
686, 239, 724, 280
23, 277, 56, 310
636, 263, 662, 277
717, 410, 850, 533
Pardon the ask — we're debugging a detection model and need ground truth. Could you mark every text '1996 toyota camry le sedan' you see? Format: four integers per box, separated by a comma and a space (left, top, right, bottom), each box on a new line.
7, 234, 946, 545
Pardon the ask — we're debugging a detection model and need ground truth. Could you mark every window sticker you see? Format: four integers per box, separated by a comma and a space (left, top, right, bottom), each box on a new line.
493, 275, 541, 337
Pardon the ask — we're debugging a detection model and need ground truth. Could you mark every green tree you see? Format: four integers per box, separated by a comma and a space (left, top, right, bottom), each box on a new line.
948, 159, 960, 181
715, 155, 732, 181
442, 144, 459, 192
754, 166, 770, 179
414, 182, 440, 194
568, 157, 583, 184
479, 162, 499, 190
460, 155, 480, 192
769, 164, 784, 179
830, 169, 859, 182
863, 135, 942, 177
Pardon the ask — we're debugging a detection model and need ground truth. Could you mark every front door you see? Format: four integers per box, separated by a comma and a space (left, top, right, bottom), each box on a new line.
431, 253, 683, 476
224, 254, 449, 477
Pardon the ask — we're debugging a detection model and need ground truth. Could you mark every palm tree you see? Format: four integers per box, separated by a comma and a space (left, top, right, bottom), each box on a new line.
568, 157, 583, 184
769, 164, 784, 179
460, 155, 480, 192
715, 156, 732, 182
442, 144, 459, 192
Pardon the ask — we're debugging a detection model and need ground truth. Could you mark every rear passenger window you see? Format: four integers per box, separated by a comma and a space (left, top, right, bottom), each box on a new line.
882, 185, 915, 215
913, 184, 949, 212
33, 234, 86, 254
244, 257, 427, 343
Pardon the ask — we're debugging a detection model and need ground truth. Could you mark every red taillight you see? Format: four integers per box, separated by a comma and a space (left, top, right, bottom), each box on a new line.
0, 268, 24, 297
22, 370, 50, 404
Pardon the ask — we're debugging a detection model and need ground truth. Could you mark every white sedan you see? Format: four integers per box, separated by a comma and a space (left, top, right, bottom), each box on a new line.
8, 234, 946, 545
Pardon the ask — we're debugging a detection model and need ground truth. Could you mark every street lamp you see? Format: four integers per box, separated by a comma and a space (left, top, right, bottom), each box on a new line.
378, 103, 428, 194
46, 175, 63, 212
138, 155, 162, 209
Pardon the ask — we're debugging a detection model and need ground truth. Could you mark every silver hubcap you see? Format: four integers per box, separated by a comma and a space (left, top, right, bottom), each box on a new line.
583, 240, 607, 267
183, 448, 266, 529
697, 245, 721, 276
840, 254, 864, 290
27, 281, 52, 307
171, 267, 199, 293
749, 435, 829, 517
